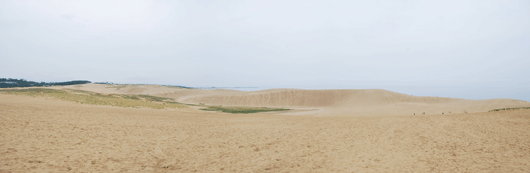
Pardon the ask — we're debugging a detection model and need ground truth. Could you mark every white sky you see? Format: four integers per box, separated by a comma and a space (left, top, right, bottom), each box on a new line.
1, 0, 529, 88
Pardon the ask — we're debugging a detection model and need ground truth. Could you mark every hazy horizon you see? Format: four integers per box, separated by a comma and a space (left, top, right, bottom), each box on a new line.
6, 77, 529, 101
1, 0, 529, 100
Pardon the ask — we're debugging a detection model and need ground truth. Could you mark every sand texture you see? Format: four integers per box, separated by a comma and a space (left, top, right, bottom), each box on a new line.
2, 84, 530, 172
54, 84, 530, 116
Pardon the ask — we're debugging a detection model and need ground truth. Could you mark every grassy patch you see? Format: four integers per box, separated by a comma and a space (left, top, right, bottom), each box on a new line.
137, 94, 174, 102
0, 88, 186, 109
0, 88, 289, 113
200, 105, 289, 114
67, 89, 98, 95
120, 94, 141, 100
489, 107, 530, 112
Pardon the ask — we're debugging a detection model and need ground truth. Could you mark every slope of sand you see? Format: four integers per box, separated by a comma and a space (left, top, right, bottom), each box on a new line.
54, 84, 530, 116
1, 93, 530, 172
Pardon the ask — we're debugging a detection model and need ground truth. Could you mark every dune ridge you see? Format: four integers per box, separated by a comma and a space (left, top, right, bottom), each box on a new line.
2, 93, 530, 172
53, 84, 530, 116
3, 85, 530, 172
173, 88, 529, 115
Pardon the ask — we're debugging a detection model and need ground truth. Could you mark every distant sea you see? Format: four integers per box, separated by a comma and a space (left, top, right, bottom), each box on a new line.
195, 86, 530, 102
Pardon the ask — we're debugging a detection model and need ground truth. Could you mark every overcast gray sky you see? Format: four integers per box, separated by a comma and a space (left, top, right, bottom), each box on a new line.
1, 0, 529, 89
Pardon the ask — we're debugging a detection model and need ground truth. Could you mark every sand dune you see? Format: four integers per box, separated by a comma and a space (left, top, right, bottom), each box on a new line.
2, 84, 530, 172
53, 84, 530, 116
1, 93, 530, 172
177, 88, 529, 115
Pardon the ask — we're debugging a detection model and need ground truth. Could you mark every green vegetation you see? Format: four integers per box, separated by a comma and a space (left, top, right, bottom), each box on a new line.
67, 89, 96, 94
0, 78, 90, 88
137, 94, 174, 102
200, 105, 289, 114
0, 88, 186, 109
121, 94, 141, 100
0, 88, 289, 114
489, 107, 530, 112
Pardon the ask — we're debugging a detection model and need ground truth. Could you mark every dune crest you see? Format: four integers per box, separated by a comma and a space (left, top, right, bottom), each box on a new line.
175, 88, 529, 116
53, 84, 530, 116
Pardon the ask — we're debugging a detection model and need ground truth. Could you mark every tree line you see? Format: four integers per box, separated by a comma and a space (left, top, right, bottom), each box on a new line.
0, 78, 91, 88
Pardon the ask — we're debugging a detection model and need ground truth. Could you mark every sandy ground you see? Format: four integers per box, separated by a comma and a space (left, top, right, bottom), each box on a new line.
55, 84, 530, 116
1, 90, 530, 172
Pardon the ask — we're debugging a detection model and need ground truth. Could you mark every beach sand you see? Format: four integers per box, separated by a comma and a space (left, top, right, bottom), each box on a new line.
1, 84, 530, 172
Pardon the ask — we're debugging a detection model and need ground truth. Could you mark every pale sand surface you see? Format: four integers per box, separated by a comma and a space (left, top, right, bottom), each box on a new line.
2, 84, 530, 172
55, 84, 530, 116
